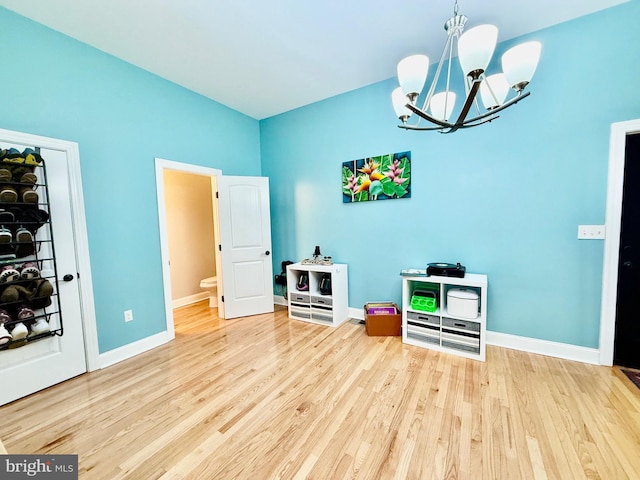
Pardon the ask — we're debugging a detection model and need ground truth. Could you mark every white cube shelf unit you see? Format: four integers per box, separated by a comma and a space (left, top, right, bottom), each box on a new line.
286, 262, 349, 327
402, 273, 488, 361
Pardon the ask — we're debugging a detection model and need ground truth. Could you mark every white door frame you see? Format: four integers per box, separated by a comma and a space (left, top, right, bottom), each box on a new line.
599, 119, 640, 365
155, 158, 223, 334
0, 127, 99, 371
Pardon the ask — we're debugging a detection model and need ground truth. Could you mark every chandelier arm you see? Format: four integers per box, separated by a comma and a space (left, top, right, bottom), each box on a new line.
473, 74, 484, 116
452, 79, 482, 127
421, 33, 455, 112
399, 115, 496, 132
457, 91, 530, 126
483, 73, 501, 109
405, 103, 455, 129
453, 116, 499, 130
398, 124, 450, 131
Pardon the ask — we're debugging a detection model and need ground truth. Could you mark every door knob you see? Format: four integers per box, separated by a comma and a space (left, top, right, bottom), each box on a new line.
623, 260, 633, 268
63, 274, 74, 281
265, 250, 271, 256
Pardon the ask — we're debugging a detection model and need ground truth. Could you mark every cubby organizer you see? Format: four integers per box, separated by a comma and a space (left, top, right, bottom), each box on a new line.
286, 262, 349, 326
0, 148, 62, 351
402, 273, 487, 361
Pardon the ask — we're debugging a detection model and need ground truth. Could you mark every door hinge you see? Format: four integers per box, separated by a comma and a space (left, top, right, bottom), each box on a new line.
218, 244, 222, 251
221, 295, 224, 302
216, 191, 219, 199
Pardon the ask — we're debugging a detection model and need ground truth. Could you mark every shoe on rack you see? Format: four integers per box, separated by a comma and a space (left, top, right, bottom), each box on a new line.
0, 285, 19, 303
19, 187, 38, 204
0, 210, 14, 224
0, 226, 12, 243
0, 323, 11, 345
29, 318, 50, 337
34, 278, 54, 298
15, 227, 33, 243
0, 185, 17, 203
26, 279, 53, 309
22, 148, 43, 166
20, 262, 40, 280
10, 322, 28, 340
0, 308, 12, 345
17, 305, 35, 324
8, 207, 49, 235
0, 264, 20, 283
0, 168, 11, 182
20, 172, 37, 185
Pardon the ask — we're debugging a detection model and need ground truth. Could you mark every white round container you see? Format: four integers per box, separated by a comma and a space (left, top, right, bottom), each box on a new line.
447, 288, 479, 319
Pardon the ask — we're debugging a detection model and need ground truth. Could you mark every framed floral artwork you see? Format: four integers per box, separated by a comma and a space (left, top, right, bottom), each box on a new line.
342, 151, 411, 203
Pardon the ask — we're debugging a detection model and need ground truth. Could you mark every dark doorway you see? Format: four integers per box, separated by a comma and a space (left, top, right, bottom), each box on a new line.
614, 132, 640, 368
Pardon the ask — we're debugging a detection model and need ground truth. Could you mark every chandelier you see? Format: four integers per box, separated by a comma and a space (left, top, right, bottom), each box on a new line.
392, 0, 541, 133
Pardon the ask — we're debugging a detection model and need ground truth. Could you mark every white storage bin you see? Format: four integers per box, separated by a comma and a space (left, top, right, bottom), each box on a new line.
447, 288, 479, 319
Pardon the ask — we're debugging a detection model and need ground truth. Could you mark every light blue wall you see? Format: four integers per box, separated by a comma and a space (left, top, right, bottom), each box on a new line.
0, 8, 262, 353
261, 1, 640, 349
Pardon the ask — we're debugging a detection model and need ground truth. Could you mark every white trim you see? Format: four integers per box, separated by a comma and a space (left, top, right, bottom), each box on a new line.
0, 128, 99, 371
155, 158, 222, 341
349, 307, 365, 321
274, 295, 287, 306
349, 305, 599, 364
486, 331, 600, 365
173, 292, 210, 309
99, 331, 172, 369
600, 119, 640, 366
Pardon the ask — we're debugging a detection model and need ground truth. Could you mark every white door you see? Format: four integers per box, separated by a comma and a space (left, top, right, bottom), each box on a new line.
217, 176, 274, 319
0, 143, 87, 406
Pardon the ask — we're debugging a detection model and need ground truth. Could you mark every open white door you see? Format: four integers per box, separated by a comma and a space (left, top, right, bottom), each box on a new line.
217, 176, 274, 319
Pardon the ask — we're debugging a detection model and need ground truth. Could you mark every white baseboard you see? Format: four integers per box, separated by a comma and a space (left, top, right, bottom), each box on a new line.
349, 307, 365, 321
172, 292, 210, 309
486, 331, 600, 365
98, 305, 600, 369
99, 331, 173, 369
350, 305, 600, 364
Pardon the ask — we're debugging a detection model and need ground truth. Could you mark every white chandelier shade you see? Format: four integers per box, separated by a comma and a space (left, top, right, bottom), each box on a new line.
392, 1, 542, 133
430, 91, 457, 121
479, 73, 509, 110
397, 55, 429, 101
392, 87, 412, 122
502, 41, 542, 91
457, 24, 498, 78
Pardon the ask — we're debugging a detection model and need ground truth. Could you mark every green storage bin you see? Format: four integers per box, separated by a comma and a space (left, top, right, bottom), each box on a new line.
410, 290, 437, 312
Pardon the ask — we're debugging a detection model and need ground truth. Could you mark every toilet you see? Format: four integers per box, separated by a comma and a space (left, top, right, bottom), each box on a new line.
199, 276, 218, 308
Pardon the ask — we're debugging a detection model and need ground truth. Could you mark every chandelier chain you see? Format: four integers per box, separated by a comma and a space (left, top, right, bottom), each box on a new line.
453, 0, 459, 16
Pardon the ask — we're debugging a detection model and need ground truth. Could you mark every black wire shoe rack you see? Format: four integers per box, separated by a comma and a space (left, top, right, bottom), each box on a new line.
0, 148, 63, 351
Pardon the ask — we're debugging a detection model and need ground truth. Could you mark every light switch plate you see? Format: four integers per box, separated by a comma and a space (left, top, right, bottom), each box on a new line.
578, 225, 606, 239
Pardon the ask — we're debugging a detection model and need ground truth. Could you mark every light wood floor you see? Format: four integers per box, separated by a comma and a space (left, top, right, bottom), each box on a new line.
1, 302, 640, 479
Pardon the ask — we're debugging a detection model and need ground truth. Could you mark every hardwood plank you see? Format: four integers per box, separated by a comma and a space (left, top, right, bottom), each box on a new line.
1, 302, 639, 479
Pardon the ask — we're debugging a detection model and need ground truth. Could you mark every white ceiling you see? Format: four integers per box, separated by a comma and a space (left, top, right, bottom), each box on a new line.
0, 0, 628, 119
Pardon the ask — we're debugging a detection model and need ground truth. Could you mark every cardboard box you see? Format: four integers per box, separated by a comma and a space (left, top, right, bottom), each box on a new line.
364, 303, 401, 336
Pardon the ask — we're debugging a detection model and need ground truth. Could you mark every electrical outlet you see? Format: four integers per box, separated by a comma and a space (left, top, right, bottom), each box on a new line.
578, 225, 606, 239
124, 309, 134, 322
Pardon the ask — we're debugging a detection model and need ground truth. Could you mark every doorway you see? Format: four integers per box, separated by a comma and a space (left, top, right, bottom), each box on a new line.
155, 158, 223, 336
163, 170, 219, 309
613, 132, 640, 368
155, 159, 275, 328
600, 119, 640, 366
